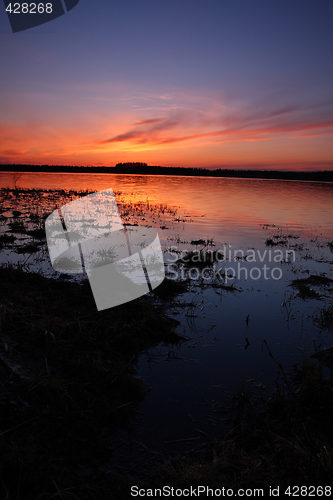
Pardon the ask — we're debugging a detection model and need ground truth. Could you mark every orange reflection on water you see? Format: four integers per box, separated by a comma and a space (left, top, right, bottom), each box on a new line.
1, 172, 333, 245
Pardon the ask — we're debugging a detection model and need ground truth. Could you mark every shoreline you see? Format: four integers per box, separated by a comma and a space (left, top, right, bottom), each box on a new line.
1, 164, 333, 183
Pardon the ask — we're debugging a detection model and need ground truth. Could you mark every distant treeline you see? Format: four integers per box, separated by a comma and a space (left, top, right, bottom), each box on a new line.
1, 163, 333, 182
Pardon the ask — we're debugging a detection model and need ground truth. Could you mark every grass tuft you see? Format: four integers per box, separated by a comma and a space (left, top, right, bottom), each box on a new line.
314, 304, 333, 330
0, 234, 16, 249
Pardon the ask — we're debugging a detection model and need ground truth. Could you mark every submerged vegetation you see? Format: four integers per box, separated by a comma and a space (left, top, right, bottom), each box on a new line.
314, 304, 333, 330
0, 234, 15, 249
0, 187, 184, 263
290, 274, 333, 300
1, 185, 333, 497
265, 234, 288, 246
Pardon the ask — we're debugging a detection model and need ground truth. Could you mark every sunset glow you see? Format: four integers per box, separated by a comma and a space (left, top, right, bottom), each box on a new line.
1, 1, 332, 170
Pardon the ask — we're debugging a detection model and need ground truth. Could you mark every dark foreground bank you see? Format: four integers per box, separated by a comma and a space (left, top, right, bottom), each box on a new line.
0, 266, 333, 498
0, 266, 184, 499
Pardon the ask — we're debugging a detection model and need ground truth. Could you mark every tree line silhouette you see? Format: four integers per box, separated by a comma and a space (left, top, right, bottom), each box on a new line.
1, 163, 333, 182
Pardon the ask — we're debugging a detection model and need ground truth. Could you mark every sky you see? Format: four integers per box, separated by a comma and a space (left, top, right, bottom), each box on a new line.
0, 0, 333, 171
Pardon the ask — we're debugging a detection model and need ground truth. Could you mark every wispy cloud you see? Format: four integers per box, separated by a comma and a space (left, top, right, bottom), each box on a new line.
135, 118, 164, 125
94, 96, 333, 149
1, 85, 332, 168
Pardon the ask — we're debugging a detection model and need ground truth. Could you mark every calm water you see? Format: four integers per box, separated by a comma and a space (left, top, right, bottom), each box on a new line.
2, 171, 333, 245
1, 171, 333, 470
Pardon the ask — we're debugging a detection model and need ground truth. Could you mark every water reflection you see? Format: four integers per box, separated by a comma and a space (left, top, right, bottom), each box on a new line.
1, 171, 333, 246
1, 172, 333, 463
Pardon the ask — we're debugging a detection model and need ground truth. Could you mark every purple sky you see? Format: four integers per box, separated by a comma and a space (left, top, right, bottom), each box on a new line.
1, 0, 332, 169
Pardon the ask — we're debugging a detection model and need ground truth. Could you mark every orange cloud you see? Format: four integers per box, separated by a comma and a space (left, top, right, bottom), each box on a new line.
84, 92, 333, 152
1, 86, 332, 169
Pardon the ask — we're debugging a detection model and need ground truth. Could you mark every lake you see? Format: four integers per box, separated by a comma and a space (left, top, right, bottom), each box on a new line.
1, 171, 333, 471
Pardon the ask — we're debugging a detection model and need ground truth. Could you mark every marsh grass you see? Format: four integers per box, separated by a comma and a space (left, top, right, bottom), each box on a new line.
15, 242, 44, 254
314, 304, 333, 330
167, 249, 240, 292
0, 265, 184, 499
8, 220, 26, 234
25, 228, 45, 239
190, 238, 215, 246
295, 284, 321, 299
0, 234, 16, 249
0, 188, 187, 255
311, 346, 333, 368
131, 357, 333, 491
265, 233, 299, 247
265, 234, 288, 246
290, 274, 333, 300
292, 275, 333, 287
